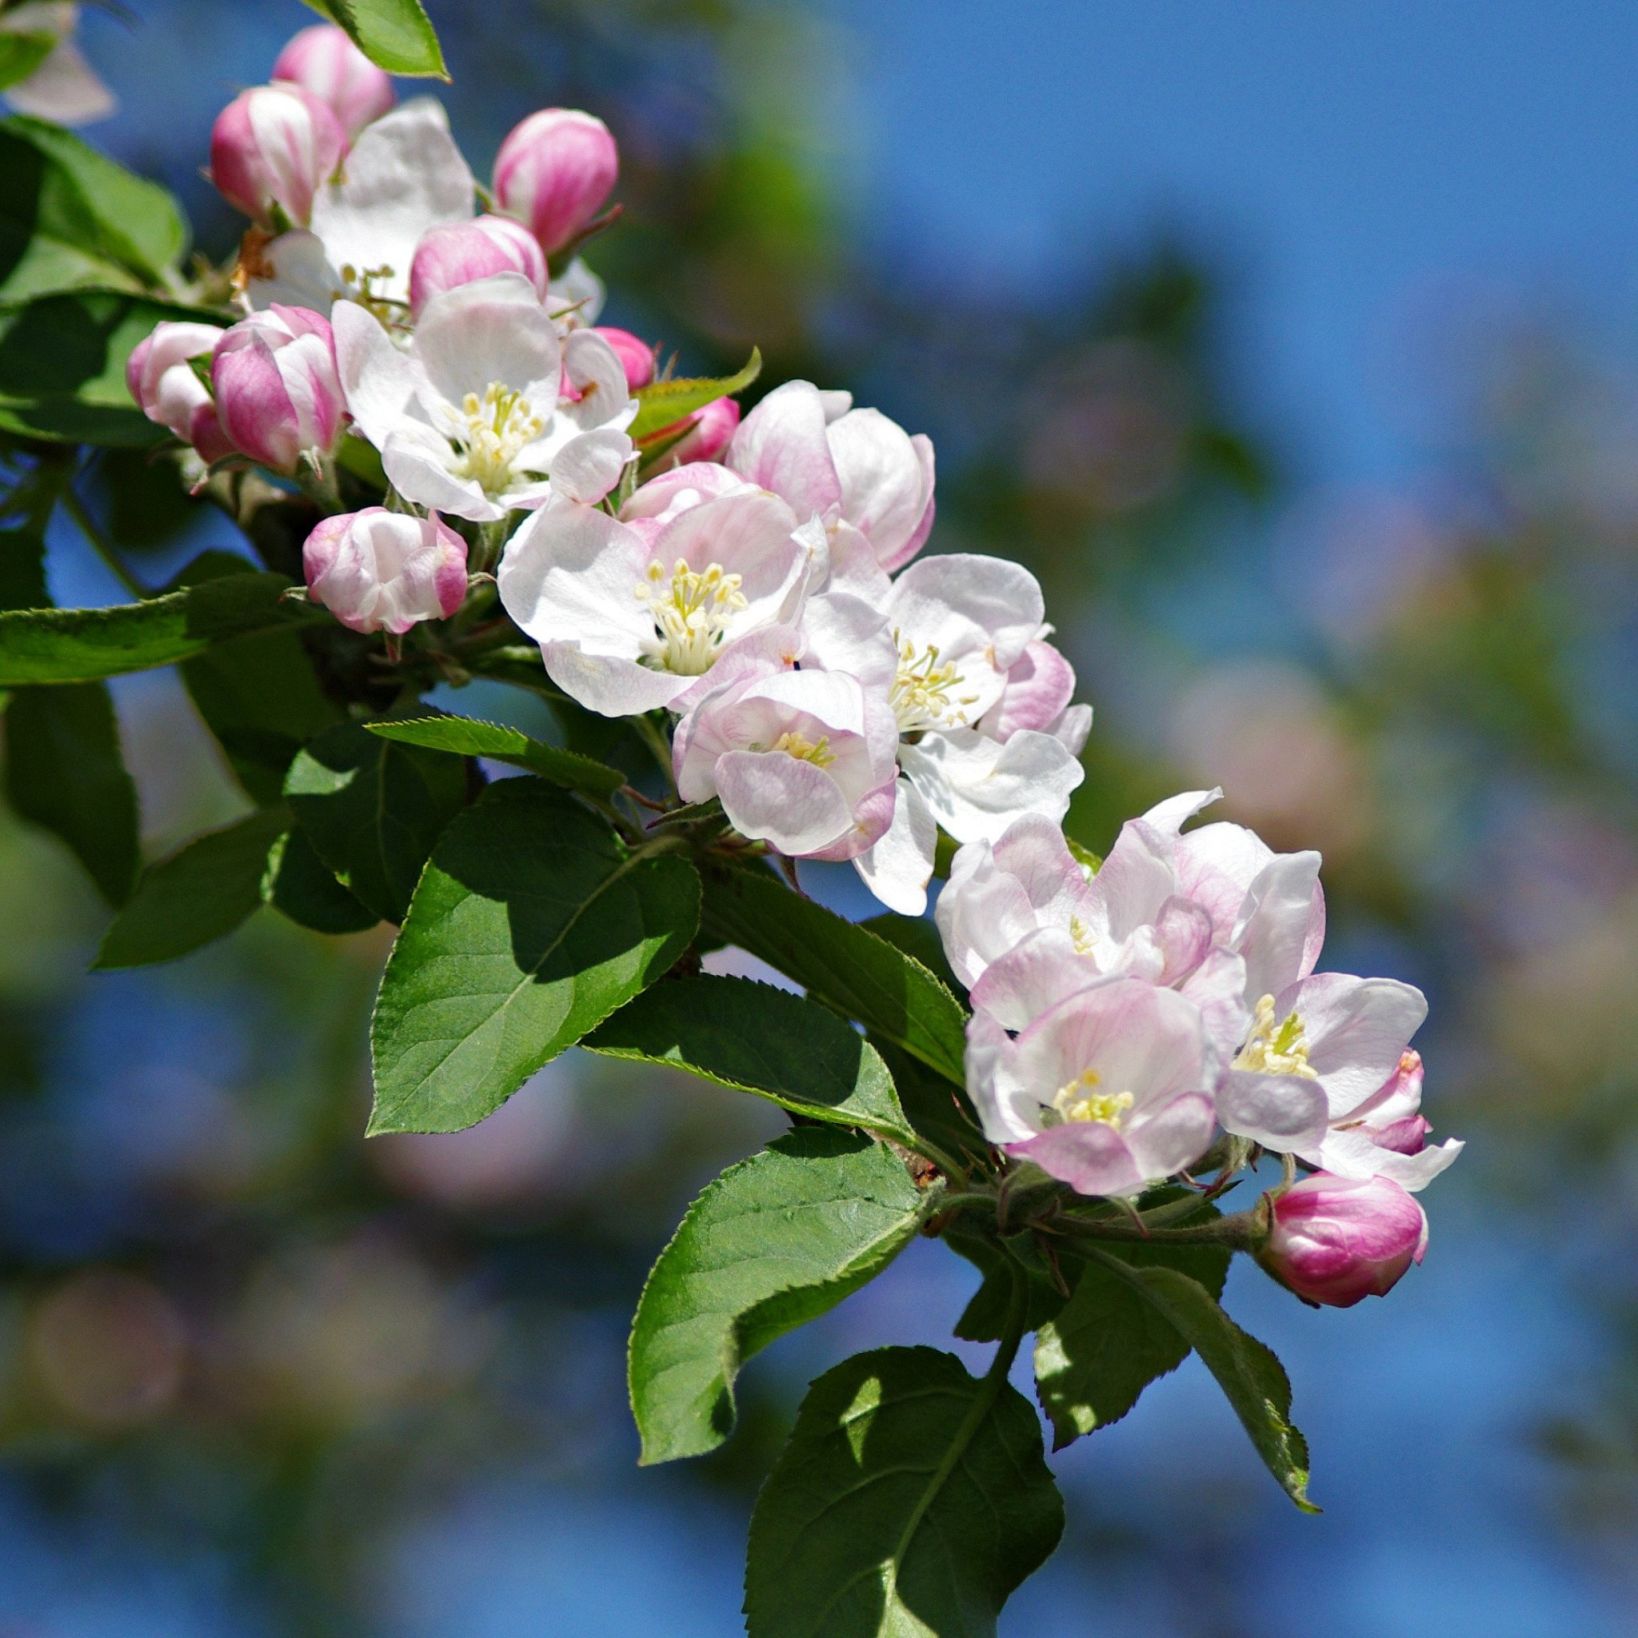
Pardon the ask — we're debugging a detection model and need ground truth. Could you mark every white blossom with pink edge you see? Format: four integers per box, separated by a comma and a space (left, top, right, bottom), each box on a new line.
727, 380, 935, 587
799, 553, 1083, 915
1259, 1172, 1428, 1307
272, 23, 395, 139
243, 100, 474, 317
966, 971, 1219, 1199
408, 216, 547, 318
496, 486, 816, 717
303, 508, 467, 635
334, 273, 634, 522
1295, 1048, 1463, 1193
211, 306, 346, 474
672, 668, 899, 861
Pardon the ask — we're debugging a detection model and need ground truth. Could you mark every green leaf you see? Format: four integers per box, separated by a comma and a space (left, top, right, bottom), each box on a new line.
744, 1346, 1064, 1637
0, 116, 188, 300
0, 292, 219, 445
1078, 1249, 1319, 1511
949, 1228, 1070, 1344
0, 34, 55, 95
629, 349, 761, 442
1066, 836, 1101, 873
369, 778, 700, 1135
171, 552, 342, 803
363, 712, 624, 799
93, 809, 288, 969
866, 1032, 987, 1172
284, 719, 468, 924
263, 826, 379, 934
301, 0, 448, 77
1033, 1229, 1230, 1450
700, 862, 968, 1088
3, 680, 138, 904
629, 1128, 928, 1465
585, 974, 914, 1145
0, 570, 319, 686
859, 909, 960, 994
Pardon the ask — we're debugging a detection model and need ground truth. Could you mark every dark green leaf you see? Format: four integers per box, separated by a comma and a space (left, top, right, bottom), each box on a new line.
93, 809, 287, 969
0, 292, 220, 445
0, 35, 55, 95
263, 826, 379, 934
301, 0, 448, 77
949, 1228, 1070, 1344
0, 569, 318, 686
700, 862, 968, 1087
1078, 1248, 1318, 1510
369, 778, 700, 1134
3, 681, 138, 904
859, 909, 960, 994
586, 974, 914, 1145
284, 719, 468, 924
0, 115, 189, 300
629, 1128, 928, 1465
629, 348, 761, 441
744, 1346, 1064, 1637
363, 712, 624, 799
866, 1032, 987, 1171
171, 552, 342, 803
1034, 1228, 1230, 1449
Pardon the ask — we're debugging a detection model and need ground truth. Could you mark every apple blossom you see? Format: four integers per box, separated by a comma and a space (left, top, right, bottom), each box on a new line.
334, 273, 634, 522
654, 397, 741, 467
497, 487, 815, 716
593, 327, 657, 390
0, 2, 113, 125
966, 973, 1219, 1198
1296, 1048, 1465, 1193
125, 321, 233, 465
728, 380, 935, 583
672, 668, 899, 860
243, 100, 475, 317
272, 23, 395, 138
211, 306, 346, 473
303, 508, 467, 635
1259, 1173, 1428, 1307
409, 216, 548, 318
493, 109, 619, 256
210, 83, 345, 228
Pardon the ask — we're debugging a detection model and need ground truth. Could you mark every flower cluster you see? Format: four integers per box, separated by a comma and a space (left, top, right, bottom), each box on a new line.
127, 21, 1460, 1309
935, 792, 1462, 1302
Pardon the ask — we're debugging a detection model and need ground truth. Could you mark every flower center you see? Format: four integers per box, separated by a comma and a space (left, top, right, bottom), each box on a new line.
889, 634, 979, 736
635, 558, 748, 674
1049, 1068, 1134, 1128
452, 382, 545, 494
1234, 994, 1318, 1079
1068, 913, 1097, 956
336, 261, 404, 326
770, 730, 835, 767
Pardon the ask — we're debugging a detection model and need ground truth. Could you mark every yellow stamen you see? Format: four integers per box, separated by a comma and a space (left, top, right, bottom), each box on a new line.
451, 381, 545, 494
1234, 994, 1319, 1079
1050, 1068, 1135, 1127
634, 557, 749, 674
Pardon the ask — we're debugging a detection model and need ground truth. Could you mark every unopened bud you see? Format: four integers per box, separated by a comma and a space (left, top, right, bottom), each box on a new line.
492, 108, 618, 255
1260, 1173, 1428, 1309
209, 83, 345, 227
303, 508, 468, 635
271, 23, 395, 138
126, 321, 233, 464
212, 306, 346, 473
591, 326, 656, 390
409, 216, 548, 317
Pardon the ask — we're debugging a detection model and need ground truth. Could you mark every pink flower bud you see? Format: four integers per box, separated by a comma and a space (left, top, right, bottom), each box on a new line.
209, 83, 346, 227
592, 326, 656, 390
125, 320, 234, 464
658, 396, 741, 466
271, 23, 395, 138
492, 108, 618, 255
211, 306, 346, 473
409, 216, 548, 318
1261, 1173, 1428, 1308
303, 508, 468, 635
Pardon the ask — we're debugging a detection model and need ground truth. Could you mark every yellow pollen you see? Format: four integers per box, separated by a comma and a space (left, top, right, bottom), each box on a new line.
451, 381, 545, 493
1068, 913, 1097, 956
770, 730, 836, 767
889, 633, 980, 735
336, 262, 402, 324
1234, 994, 1319, 1079
1050, 1068, 1135, 1127
634, 558, 748, 674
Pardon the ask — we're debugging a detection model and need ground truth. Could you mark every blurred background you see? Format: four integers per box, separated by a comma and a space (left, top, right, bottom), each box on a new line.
3, 1, 1636, 1632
